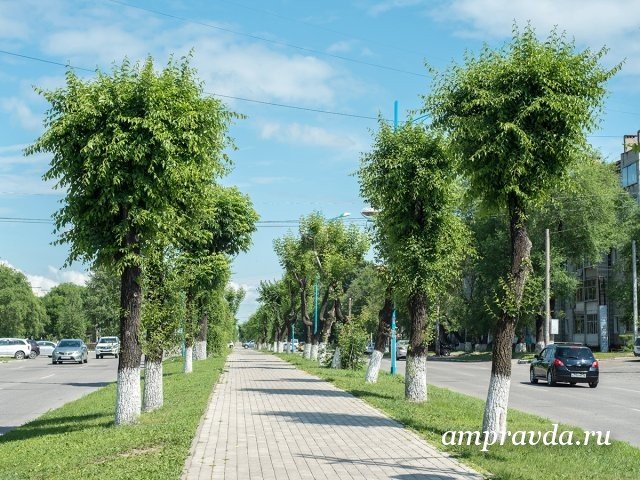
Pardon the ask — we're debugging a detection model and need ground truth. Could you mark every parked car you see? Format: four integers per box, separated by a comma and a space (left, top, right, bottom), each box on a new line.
243, 340, 255, 349
95, 336, 119, 359
37, 340, 57, 357
0, 338, 31, 360
396, 340, 409, 360
634, 337, 640, 357
530, 343, 599, 388
52, 339, 88, 364
25, 339, 40, 359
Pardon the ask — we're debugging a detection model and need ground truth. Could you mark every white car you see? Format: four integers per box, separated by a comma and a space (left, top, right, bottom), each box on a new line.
0, 338, 32, 360
634, 337, 640, 357
37, 340, 57, 357
95, 336, 120, 359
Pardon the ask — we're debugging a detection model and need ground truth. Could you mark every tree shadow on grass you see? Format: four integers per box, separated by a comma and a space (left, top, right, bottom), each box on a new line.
349, 389, 396, 401
0, 413, 110, 442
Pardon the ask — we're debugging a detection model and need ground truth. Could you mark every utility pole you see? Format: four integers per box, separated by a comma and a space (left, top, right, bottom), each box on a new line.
633, 240, 638, 340
545, 228, 551, 345
435, 304, 441, 356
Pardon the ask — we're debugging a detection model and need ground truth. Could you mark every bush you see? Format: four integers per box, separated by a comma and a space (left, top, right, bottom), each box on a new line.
337, 316, 368, 370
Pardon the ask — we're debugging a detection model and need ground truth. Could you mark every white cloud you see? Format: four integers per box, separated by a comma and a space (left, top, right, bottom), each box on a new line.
259, 122, 359, 149
0, 261, 90, 296
327, 41, 354, 54
432, 0, 640, 72
0, 97, 42, 130
368, 0, 426, 16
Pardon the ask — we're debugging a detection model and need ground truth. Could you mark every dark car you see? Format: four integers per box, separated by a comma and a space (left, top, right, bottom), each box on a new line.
26, 339, 40, 359
530, 343, 599, 388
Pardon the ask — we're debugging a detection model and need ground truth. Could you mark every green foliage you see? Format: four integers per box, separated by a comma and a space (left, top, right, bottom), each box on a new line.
141, 250, 185, 356
0, 264, 46, 338
206, 285, 244, 356
426, 25, 619, 213
42, 283, 88, 340
337, 317, 368, 370
28, 56, 240, 272
359, 121, 469, 302
83, 267, 120, 337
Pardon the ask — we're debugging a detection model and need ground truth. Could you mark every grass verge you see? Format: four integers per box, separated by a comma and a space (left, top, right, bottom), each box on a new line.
0, 354, 227, 480
278, 353, 640, 480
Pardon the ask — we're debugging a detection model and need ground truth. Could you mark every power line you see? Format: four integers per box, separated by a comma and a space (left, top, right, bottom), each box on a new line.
0, 49, 385, 122
216, 0, 426, 58
102, 0, 428, 78
0, 49, 631, 133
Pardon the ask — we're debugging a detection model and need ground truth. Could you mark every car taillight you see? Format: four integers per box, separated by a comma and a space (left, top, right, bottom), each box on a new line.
553, 358, 564, 367
592, 360, 599, 368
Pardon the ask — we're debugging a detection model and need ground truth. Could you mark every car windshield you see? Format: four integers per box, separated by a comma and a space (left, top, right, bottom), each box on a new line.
98, 338, 117, 343
556, 347, 594, 360
58, 340, 82, 348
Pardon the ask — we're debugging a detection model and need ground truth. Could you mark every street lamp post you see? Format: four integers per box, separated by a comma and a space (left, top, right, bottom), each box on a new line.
390, 308, 397, 375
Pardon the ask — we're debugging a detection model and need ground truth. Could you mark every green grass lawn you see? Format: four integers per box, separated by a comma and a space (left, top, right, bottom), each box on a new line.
278, 353, 640, 480
0, 355, 227, 480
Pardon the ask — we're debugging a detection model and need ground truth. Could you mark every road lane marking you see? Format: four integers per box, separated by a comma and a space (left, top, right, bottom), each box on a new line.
40, 374, 55, 379
632, 408, 640, 413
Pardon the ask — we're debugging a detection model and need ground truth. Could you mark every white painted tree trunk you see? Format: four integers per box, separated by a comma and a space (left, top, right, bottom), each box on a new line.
271, 342, 276, 352
183, 346, 193, 373
194, 340, 207, 360
331, 347, 341, 369
405, 354, 427, 402
303, 343, 311, 359
310, 344, 319, 361
115, 366, 141, 425
365, 350, 383, 383
482, 373, 511, 437
278, 341, 284, 353
143, 358, 163, 412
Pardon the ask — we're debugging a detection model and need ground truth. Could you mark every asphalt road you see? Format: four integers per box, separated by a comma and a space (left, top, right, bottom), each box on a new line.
0, 354, 118, 435
380, 356, 640, 446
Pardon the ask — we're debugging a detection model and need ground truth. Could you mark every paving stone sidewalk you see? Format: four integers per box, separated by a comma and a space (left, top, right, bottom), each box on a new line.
182, 348, 483, 480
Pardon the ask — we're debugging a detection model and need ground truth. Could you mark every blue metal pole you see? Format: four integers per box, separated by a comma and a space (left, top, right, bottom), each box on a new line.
314, 274, 319, 335
390, 309, 397, 375
291, 324, 295, 352
393, 100, 398, 131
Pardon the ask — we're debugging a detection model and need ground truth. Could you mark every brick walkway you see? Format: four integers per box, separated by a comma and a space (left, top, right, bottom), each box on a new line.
182, 349, 483, 480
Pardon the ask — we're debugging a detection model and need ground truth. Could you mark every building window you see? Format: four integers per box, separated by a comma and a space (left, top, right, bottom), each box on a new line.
586, 314, 599, 334
622, 162, 638, 187
576, 278, 597, 302
575, 314, 584, 334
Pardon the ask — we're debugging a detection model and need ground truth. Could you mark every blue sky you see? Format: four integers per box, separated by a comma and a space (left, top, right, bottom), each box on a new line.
1, 0, 639, 323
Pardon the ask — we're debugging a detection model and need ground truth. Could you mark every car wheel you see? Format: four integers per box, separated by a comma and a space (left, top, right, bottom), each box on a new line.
115, 354, 118, 358
570, 382, 577, 386
530, 368, 538, 384
589, 381, 598, 388
14, 351, 25, 360
546, 369, 556, 386
83, 357, 88, 364
29, 351, 37, 359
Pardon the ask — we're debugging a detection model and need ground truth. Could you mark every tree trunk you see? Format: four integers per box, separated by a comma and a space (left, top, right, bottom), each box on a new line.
303, 325, 312, 358
482, 204, 532, 437
115, 263, 142, 426
194, 312, 208, 360
331, 347, 341, 368
535, 312, 545, 353
365, 292, 393, 383
184, 344, 193, 373
143, 350, 163, 412
405, 292, 427, 402
310, 342, 319, 360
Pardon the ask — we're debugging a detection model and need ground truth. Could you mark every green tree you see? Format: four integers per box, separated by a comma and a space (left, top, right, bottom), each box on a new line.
84, 267, 120, 339
28, 55, 238, 425
0, 264, 46, 338
426, 25, 618, 434
359, 121, 469, 401
43, 283, 87, 340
